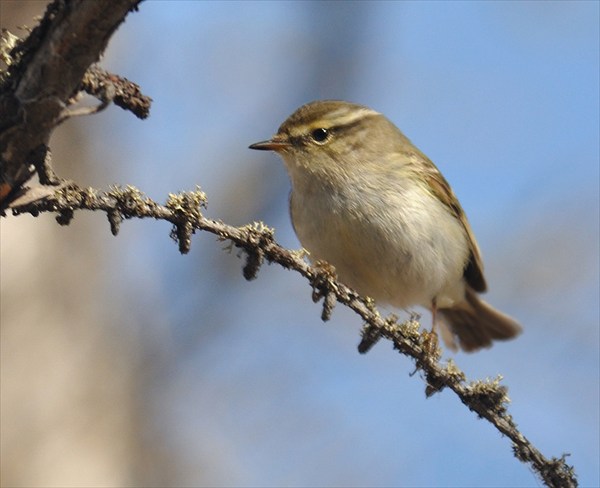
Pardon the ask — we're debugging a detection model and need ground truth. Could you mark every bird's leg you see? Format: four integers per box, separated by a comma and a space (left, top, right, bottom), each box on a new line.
431, 297, 438, 332
422, 298, 440, 356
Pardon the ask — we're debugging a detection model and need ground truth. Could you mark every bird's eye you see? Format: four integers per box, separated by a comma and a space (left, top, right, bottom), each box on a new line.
310, 128, 329, 143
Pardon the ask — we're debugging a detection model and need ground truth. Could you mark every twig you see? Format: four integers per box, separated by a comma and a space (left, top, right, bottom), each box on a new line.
6, 183, 578, 488
80, 65, 152, 120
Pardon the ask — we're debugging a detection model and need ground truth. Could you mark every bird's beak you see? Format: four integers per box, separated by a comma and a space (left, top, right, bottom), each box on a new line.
249, 137, 290, 152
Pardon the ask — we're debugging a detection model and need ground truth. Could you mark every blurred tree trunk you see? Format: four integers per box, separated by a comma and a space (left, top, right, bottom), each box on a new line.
0, 3, 173, 486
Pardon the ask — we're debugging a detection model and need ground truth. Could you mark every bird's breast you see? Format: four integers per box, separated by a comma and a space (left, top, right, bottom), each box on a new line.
288, 171, 469, 308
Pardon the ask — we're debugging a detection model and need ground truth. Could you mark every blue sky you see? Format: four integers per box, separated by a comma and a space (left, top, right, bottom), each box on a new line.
65, 1, 599, 486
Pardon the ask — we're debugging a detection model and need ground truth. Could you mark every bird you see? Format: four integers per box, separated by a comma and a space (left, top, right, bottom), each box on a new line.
250, 100, 522, 351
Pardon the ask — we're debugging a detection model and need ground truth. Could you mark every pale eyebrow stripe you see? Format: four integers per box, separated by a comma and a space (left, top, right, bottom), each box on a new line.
326, 107, 380, 127
291, 108, 380, 135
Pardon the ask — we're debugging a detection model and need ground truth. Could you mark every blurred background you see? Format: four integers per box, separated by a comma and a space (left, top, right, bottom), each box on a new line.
1, 1, 598, 487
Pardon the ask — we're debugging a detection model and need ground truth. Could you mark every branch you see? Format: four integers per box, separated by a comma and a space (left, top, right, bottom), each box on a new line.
80, 65, 152, 120
6, 184, 578, 488
0, 0, 144, 202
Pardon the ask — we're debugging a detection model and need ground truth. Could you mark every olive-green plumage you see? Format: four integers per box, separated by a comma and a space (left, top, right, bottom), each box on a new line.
250, 100, 521, 351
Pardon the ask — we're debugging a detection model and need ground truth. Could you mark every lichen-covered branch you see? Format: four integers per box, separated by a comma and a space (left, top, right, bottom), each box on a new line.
0, 0, 145, 203
80, 65, 152, 120
6, 183, 577, 488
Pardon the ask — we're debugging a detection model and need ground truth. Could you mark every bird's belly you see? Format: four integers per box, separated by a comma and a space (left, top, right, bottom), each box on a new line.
290, 185, 469, 309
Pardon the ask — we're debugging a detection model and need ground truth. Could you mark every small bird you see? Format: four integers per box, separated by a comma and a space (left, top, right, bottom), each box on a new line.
250, 100, 521, 352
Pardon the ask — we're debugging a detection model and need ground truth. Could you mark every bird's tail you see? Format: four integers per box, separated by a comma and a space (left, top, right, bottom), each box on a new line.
438, 287, 522, 352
